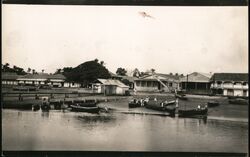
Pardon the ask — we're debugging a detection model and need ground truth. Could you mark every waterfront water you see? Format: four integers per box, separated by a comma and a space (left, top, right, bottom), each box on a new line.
2, 109, 248, 152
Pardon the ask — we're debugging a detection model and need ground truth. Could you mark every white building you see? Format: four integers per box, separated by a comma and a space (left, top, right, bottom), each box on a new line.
92, 79, 129, 95
134, 74, 181, 92
16, 74, 66, 87
210, 73, 248, 97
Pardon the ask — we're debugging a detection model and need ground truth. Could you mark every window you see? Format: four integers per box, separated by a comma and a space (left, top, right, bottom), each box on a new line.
136, 81, 140, 86
141, 81, 146, 87
169, 82, 173, 87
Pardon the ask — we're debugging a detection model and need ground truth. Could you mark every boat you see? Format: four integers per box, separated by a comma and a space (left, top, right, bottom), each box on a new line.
74, 100, 97, 107
178, 107, 208, 118
175, 94, 188, 100
145, 101, 176, 116
164, 100, 176, 106
49, 101, 63, 110
2, 102, 33, 110
228, 98, 249, 105
128, 99, 142, 108
207, 101, 220, 107
70, 105, 100, 113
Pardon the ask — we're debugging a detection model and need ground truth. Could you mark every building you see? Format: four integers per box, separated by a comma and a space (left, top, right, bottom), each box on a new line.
210, 73, 248, 97
2, 72, 20, 86
92, 79, 129, 95
16, 74, 66, 87
180, 72, 212, 95
134, 74, 181, 92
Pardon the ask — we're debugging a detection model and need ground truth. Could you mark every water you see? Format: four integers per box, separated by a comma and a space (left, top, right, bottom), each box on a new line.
2, 109, 248, 152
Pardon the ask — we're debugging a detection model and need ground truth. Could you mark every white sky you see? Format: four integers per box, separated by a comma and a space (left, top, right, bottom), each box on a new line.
2, 5, 248, 75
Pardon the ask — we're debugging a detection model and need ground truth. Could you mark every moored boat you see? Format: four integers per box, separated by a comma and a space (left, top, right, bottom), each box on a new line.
3, 103, 33, 110
178, 107, 208, 118
128, 99, 142, 108
228, 98, 248, 105
70, 105, 100, 113
145, 101, 176, 116
74, 100, 97, 107
207, 101, 220, 107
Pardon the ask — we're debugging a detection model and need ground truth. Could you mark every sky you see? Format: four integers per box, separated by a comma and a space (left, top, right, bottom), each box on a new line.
2, 5, 248, 75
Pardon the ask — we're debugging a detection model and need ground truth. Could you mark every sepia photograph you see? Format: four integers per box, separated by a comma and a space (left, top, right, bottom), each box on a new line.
1, 1, 248, 157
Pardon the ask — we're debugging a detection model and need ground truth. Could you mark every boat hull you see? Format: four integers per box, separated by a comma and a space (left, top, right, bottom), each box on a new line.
70, 105, 100, 113
178, 108, 208, 117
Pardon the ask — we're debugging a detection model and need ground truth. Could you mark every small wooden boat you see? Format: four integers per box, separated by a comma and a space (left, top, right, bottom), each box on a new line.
128, 99, 142, 108
229, 98, 249, 105
145, 101, 176, 116
70, 105, 100, 113
178, 107, 208, 118
175, 94, 188, 100
3, 103, 33, 110
207, 101, 220, 107
128, 102, 141, 108
74, 100, 97, 107
164, 100, 176, 106
49, 101, 62, 110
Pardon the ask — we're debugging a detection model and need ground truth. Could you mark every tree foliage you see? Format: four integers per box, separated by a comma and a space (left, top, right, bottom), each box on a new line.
2, 63, 27, 75
62, 60, 111, 85
116, 68, 127, 76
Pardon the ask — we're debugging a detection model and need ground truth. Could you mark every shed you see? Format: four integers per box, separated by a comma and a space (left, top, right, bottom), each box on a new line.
92, 79, 129, 95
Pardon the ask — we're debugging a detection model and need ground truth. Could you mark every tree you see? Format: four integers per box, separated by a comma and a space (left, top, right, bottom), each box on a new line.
32, 69, 36, 74
151, 68, 155, 74
55, 68, 62, 74
133, 68, 140, 77
63, 60, 111, 86
121, 79, 130, 86
100, 61, 104, 66
116, 68, 127, 76
42, 69, 45, 73
27, 68, 31, 73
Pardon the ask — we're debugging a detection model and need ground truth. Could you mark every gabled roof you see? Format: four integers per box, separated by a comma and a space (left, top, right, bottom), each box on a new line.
17, 74, 66, 80
210, 73, 248, 82
180, 72, 211, 82
135, 74, 179, 81
2, 72, 20, 80
96, 79, 129, 88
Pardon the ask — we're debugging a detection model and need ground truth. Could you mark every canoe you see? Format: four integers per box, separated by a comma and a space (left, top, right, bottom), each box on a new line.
229, 99, 249, 105
207, 101, 220, 107
3, 103, 33, 110
70, 105, 100, 113
178, 107, 208, 117
175, 94, 188, 100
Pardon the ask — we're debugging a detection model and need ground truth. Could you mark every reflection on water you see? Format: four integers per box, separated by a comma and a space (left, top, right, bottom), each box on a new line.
2, 109, 248, 152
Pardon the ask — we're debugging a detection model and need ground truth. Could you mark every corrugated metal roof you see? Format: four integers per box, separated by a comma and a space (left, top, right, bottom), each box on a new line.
97, 79, 129, 88
180, 72, 211, 82
2, 72, 20, 80
210, 73, 248, 82
17, 74, 66, 80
